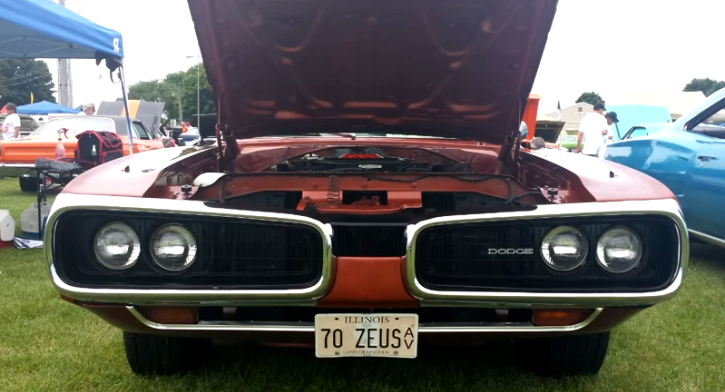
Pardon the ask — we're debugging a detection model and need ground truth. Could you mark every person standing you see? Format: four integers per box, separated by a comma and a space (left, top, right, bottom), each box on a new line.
605, 111, 619, 141
1, 103, 21, 140
576, 102, 609, 157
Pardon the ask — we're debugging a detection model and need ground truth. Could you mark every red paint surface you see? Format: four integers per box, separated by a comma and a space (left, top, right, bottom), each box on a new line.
318, 257, 419, 308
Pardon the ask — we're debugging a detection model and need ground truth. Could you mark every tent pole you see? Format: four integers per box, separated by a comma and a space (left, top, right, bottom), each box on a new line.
119, 67, 134, 155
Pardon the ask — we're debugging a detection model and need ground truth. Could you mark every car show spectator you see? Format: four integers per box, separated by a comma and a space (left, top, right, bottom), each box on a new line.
576, 102, 609, 156
77, 102, 96, 115
605, 111, 619, 142
1, 103, 21, 140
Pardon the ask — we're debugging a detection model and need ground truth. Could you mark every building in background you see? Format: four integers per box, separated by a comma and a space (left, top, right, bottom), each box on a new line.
541, 102, 593, 131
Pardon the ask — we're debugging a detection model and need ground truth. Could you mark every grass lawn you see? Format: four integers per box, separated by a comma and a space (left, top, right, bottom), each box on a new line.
1, 177, 725, 391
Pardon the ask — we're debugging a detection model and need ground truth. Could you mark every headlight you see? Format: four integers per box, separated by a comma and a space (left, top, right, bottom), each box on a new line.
93, 222, 141, 270
150, 224, 197, 272
596, 226, 643, 273
541, 226, 588, 271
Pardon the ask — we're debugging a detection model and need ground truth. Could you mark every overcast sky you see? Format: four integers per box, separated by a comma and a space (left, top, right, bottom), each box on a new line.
45, 0, 721, 114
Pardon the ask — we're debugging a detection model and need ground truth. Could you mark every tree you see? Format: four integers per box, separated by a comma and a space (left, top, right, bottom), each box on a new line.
0, 59, 55, 106
683, 78, 725, 97
179, 64, 214, 124
576, 92, 604, 106
128, 79, 163, 102
127, 65, 214, 125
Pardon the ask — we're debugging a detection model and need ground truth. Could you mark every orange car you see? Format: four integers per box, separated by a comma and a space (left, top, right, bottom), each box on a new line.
0, 115, 168, 191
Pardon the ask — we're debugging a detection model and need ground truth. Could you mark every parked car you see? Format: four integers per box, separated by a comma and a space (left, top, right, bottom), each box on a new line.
45, 0, 688, 378
0, 115, 171, 191
620, 122, 725, 141
0, 113, 40, 137
177, 126, 201, 146
603, 104, 672, 142
604, 87, 725, 247
619, 122, 671, 140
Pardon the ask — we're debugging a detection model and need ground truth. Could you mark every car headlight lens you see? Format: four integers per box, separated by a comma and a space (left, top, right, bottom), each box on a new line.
150, 224, 197, 272
93, 222, 141, 270
596, 227, 643, 273
541, 226, 589, 271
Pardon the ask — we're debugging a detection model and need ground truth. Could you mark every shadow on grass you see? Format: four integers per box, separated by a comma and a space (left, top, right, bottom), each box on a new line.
153, 340, 587, 392
690, 242, 725, 272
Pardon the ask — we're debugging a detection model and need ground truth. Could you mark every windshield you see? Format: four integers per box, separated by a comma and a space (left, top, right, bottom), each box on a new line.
31, 117, 115, 137
132, 122, 151, 140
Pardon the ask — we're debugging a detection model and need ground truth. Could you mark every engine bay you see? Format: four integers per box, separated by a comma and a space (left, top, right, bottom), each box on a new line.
270, 147, 475, 174
159, 144, 565, 221
191, 144, 554, 220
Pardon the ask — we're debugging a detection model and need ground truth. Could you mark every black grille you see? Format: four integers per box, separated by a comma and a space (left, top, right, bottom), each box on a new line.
331, 225, 406, 256
53, 211, 324, 289
414, 216, 681, 293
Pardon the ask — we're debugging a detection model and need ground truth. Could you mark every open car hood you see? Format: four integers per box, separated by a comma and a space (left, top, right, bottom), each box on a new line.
188, 0, 558, 143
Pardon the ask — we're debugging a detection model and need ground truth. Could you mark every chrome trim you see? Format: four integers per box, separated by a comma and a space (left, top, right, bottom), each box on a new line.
689, 229, 725, 249
405, 199, 689, 307
127, 306, 603, 333
0, 163, 34, 178
46, 193, 334, 305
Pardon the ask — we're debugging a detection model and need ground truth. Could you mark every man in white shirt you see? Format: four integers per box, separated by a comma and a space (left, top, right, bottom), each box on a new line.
1, 103, 21, 140
77, 102, 96, 115
576, 103, 609, 157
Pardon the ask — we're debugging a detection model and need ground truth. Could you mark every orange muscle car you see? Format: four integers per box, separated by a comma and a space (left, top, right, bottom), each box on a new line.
0, 115, 167, 191
44, 0, 689, 378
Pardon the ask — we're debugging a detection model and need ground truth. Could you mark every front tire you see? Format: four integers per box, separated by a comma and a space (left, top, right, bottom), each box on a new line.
123, 332, 211, 376
516, 331, 610, 377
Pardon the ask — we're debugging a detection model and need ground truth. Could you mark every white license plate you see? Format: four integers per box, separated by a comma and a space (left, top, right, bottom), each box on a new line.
314, 313, 419, 358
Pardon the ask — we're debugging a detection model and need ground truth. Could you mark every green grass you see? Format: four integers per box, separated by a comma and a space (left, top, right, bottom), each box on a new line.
1, 177, 725, 391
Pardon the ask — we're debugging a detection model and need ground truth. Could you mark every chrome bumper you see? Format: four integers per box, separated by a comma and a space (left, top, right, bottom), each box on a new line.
0, 163, 34, 178
127, 306, 604, 334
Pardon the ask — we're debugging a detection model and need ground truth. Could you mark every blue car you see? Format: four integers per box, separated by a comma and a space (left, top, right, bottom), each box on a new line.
604, 88, 725, 247
619, 122, 671, 140
604, 104, 672, 142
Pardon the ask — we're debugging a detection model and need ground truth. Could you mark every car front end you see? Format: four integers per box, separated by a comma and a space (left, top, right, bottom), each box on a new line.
44, 0, 689, 378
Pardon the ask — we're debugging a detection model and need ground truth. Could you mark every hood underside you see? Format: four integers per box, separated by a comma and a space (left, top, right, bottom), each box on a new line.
188, 0, 558, 143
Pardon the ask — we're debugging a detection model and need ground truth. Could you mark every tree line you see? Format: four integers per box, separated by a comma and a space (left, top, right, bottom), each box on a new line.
127, 64, 214, 125
0, 59, 55, 107
575, 78, 725, 106
1, 59, 724, 118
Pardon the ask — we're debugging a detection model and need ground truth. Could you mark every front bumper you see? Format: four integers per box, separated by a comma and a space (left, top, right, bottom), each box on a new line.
46, 194, 688, 335
76, 303, 645, 342
0, 163, 34, 178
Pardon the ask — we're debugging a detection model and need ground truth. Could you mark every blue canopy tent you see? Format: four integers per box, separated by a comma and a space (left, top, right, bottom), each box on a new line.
0, 0, 135, 152
16, 100, 80, 115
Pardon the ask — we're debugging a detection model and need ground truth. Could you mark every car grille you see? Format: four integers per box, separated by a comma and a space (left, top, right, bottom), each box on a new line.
52, 211, 325, 290
413, 216, 681, 293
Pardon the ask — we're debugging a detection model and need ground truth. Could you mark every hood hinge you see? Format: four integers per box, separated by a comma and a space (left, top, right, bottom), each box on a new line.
216, 123, 239, 173
497, 100, 523, 177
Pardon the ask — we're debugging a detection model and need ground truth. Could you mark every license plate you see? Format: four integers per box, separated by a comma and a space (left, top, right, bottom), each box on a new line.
314, 313, 419, 358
